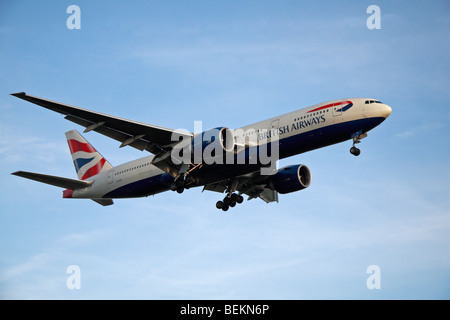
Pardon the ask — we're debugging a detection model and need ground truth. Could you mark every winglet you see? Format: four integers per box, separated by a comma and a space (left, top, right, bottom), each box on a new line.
11, 92, 26, 98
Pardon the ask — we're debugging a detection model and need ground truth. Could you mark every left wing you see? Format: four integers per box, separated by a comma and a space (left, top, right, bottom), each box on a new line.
203, 171, 279, 203
11, 92, 193, 177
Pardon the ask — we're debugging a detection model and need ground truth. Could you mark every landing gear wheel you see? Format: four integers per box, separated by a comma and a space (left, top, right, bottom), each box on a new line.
177, 179, 185, 188
229, 193, 238, 207
350, 146, 361, 156
171, 178, 185, 193
216, 192, 244, 211
350, 131, 367, 157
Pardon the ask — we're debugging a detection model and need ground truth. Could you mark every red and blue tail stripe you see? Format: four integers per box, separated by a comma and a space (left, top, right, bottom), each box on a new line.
65, 130, 113, 180
67, 139, 97, 154
80, 158, 107, 180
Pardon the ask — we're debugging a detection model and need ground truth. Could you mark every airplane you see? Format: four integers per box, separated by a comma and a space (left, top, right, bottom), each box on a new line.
10, 92, 391, 211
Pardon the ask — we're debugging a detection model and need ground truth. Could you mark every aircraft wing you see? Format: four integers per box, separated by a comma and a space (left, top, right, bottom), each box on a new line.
11, 92, 193, 177
11, 92, 192, 154
203, 171, 279, 203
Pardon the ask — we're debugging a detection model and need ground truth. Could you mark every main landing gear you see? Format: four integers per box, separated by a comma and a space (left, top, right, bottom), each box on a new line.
170, 178, 185, 194
170, 163, 202, 194
215, 179, 244, 212
216, 193, 244, 212
350, 131, 367, 157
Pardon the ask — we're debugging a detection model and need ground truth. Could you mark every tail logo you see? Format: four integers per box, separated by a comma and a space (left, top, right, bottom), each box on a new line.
65, 130, 113, 180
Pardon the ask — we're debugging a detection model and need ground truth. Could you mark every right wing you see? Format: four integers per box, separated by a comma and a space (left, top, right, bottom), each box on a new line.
11, 92, 192, 154
11, 92, 193, 177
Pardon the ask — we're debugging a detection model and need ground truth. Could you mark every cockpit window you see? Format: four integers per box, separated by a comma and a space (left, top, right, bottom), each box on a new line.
365, 100, 383, 104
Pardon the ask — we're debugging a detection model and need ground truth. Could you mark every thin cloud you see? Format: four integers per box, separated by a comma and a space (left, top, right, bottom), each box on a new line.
395, 130, 414, 138
0, 125, 67, 168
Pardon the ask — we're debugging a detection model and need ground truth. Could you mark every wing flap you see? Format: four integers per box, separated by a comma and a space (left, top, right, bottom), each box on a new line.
255, 188, 279, 203
64, 114, 150, 151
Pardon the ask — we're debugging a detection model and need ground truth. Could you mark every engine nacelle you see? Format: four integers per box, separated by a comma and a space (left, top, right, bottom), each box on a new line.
272, 164, 311, 194
171, 127, 234, 164
192, 127, 234, 153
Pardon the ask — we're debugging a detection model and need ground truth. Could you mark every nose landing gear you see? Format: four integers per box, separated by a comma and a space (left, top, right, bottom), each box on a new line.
350, 146, 361, 156
350, 131, 367, 157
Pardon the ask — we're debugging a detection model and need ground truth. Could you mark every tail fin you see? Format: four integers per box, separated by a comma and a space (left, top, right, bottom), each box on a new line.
65, 129, 113, 180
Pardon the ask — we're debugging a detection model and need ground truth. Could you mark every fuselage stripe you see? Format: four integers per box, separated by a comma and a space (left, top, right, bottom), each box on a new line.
307, 100, 352, 113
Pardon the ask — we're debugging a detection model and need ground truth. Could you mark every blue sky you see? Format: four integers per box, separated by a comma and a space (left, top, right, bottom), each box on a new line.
0, 0, 449, 299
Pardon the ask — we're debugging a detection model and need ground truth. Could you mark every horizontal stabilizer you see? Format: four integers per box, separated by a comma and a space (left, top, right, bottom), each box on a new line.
12, 171, 92, 190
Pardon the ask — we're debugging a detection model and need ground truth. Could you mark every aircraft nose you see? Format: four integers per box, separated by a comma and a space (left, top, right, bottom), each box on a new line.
380, 104, 392, 118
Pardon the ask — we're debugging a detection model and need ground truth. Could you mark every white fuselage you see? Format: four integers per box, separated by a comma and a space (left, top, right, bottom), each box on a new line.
72, 98, 391, 200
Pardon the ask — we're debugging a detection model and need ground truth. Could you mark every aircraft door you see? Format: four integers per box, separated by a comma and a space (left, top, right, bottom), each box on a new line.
107, 170, 114, 184
271, 119, 280, 140
271, 119, 280, 130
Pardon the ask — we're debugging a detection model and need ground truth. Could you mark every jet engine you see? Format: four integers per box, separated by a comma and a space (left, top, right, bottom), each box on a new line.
172, 127, 235, 165
192, 127, 234, 153
272, 164, 311, 194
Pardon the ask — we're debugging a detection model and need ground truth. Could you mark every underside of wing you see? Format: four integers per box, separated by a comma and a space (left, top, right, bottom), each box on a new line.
203, 171, 279, 203
246, 186, 278, 203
